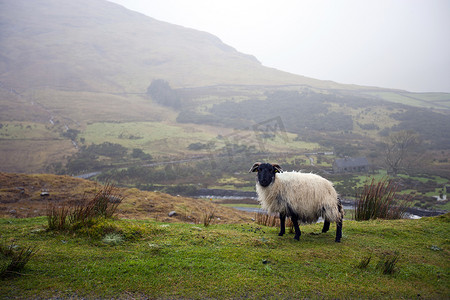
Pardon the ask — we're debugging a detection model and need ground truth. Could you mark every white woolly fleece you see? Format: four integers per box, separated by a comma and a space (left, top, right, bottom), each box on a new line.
256, 171, 343, 224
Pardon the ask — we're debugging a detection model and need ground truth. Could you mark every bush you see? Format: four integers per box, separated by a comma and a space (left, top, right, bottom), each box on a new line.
0, 241, 38, 278
355, 251, 400, 275
254, 212, 294, 231
354, 177, 413, 221
202, 199, 217, 227
47, 183, 123, 232
47, 205, 70, 231
147, 79, 181, 109
377, 251, 400, 275
255, 212, 278, 227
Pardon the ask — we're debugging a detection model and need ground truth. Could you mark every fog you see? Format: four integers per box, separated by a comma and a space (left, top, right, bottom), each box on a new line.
109, 0, 450, 93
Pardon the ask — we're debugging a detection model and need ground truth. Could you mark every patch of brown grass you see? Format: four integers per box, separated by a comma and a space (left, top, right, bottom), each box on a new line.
0, 172, 252, 223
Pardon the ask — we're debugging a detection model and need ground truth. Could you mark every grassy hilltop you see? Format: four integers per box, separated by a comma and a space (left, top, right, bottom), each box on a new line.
0, 0, 449, 227
0, 173, 449, 298
1, 213, 449, 299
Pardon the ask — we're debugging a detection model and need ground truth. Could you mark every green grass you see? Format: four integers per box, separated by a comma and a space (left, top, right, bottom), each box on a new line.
345, 171, 449, 192
80, 121, 320, 159
0, 122, 61, 140
1, 215, 448, 299
397, 174, 449, 185
80, 121, 218, 157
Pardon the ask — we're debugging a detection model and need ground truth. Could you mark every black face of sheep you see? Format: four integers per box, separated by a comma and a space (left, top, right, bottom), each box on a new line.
249, 162, 283, 187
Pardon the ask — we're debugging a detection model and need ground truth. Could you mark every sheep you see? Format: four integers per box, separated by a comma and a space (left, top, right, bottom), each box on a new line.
249, 162, 343, 242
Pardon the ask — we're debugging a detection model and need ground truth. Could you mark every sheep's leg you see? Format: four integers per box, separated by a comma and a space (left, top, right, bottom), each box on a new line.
279, 212, 286, 236
335, 219, 343, 243
322, 220, 330, 233
290, 214, 301, 241
286, 205, 301, 240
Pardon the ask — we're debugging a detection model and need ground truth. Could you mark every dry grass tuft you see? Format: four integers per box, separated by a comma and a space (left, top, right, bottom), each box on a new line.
46, 182, 122, 231
354, 177, 413, 221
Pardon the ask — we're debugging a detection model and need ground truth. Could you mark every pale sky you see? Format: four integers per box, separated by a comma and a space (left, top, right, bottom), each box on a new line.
108, 0, 450, 93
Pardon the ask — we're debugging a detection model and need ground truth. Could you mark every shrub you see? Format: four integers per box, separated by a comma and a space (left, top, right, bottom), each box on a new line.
0, 241, 38, 278
356, 251, 400, 274
357, 253, 372, 269
47, 205, 70, 231
377, 251, 400, 275
254, 212, 293, 231
354, 177, 413, 221
255, 212, 278, 227
202, 199, 217, 227
47, 183, 123, 232
70, 182, 122, 225
147, 79, 181, 109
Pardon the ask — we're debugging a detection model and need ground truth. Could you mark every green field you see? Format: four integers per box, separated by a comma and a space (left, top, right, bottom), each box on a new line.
0, 122, 60, 140
80, 121, 321, 158
1, 215, 449, 299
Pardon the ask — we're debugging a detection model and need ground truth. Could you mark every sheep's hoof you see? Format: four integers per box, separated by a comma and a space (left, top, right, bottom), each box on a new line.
278, 232, 284, 236
294, 236, 300, 241
335, 239, 341, 243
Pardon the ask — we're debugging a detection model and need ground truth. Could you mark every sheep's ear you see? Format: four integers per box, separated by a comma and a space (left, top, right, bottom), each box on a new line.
249, 162, 261, 173
273, 164, 283, 173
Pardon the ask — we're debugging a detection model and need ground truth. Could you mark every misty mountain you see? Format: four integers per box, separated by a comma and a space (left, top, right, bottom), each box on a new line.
0, 0, 448, 176
0, 0, 345, 92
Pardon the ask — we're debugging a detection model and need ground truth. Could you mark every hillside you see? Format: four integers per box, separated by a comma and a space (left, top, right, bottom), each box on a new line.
0, 0, 343, 92
0, 0, 449, 187
0, 172, 251, 223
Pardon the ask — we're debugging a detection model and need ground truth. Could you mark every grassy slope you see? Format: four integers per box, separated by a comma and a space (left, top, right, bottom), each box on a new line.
0, 214, 448, 299
0, 0, 346, 93
0, 172, 251, 223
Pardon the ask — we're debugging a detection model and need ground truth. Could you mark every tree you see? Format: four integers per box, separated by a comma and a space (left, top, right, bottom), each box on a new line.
131, 148, 152, 161
383, 130, 421, 175
146, 79, 181, 109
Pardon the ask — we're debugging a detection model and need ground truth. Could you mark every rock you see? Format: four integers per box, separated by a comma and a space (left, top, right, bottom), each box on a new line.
107, 195, 122, 203
168, 211, 177, 217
